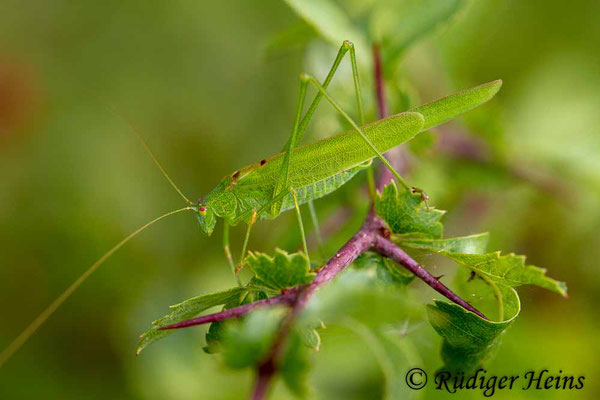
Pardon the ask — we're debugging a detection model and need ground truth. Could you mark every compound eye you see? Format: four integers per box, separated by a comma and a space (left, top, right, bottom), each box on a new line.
198, 205, 207, 215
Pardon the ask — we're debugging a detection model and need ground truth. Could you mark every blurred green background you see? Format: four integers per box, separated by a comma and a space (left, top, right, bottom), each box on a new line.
1, 0, 599, 399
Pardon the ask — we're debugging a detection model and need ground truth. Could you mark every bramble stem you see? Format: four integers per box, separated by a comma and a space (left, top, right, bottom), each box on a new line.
251, 361, 276, 400
373, 236, 487, 319
159, 288, 300, 330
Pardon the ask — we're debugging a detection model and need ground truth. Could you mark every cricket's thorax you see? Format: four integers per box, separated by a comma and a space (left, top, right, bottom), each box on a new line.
204, 111, 424, 225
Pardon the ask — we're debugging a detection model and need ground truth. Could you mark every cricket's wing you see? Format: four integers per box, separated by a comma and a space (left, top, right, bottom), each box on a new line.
288, 111, 425, 188
413, 79, 502, 130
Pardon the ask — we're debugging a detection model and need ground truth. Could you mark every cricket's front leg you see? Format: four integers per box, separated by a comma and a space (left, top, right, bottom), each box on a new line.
290, 187, 310, 266
272, 41, 359, 218
222, 221, 241, 285
234, 209, 257, 276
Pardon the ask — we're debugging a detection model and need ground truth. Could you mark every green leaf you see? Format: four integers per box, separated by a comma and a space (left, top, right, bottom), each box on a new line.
245, 249, 315, 289
412, 80, 503, 131
396, 232, 490, 254
413, 236, 565, 371
371, 0, 467, 64
136, 287, 247, 355
427, 285, 520, 373
203, 318, 226, 354
442, 252, 568, 296
375, 181, 445, 238
221, 307, 286, 369
396, 230, 566, 295
283, 0, 368, 50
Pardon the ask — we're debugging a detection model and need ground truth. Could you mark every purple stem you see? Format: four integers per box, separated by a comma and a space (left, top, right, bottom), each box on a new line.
292, 211, 382, 310
373, 235, 487, 319
159, 288, 300, 330
250, 362, 276, 400
373, 43, 387, 119
250, 212, 382, 398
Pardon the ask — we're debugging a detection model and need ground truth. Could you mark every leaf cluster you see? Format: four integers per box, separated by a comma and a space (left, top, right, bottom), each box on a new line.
376, 181, 566, 371
277, 0, 466, 69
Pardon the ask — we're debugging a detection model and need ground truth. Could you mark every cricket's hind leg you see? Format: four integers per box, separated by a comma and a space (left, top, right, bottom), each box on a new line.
300, 43, 412, 192
270, 41, 366, 262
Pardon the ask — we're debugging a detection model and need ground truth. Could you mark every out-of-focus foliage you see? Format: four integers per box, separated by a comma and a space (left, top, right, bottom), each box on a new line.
282, 0, 467, 68
1, 0, 599, 399
221, 306, 286, 369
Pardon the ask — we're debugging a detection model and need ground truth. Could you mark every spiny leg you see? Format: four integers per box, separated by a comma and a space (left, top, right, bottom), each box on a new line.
232, 41, 355, 201
290, 188, 310, 265
272, 41, 362, 216
271, 41, 367, 259
282, 41, 356, 152
223, 221, 241, 285
350, 42, 427, 202
270, 76, 309, 216
235, 209, 257, 275
302, 74, 412, 192
302, 42, 365, 249
298, 42, 367, 254
345, 42, 378, 199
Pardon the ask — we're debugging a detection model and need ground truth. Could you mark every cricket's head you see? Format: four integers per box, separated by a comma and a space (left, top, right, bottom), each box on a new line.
194, 201, 216, 236
194, 181, 238, 236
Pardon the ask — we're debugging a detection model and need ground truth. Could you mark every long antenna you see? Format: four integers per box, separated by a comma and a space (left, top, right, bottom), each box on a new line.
106, 106, 192, 205
0, 206, 193, 367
